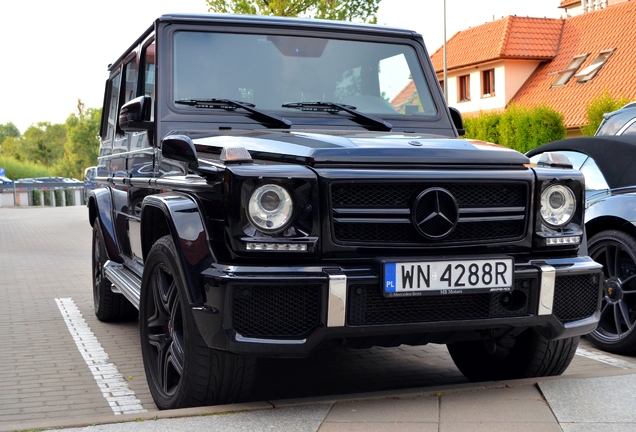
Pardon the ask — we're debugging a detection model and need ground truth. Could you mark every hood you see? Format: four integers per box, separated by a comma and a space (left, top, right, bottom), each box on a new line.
192, 130, 529, 166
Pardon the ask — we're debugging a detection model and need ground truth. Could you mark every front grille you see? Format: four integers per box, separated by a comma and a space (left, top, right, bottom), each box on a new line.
553, 274, 601, 322
330, 181, 528, 246
348, 279, 532, 326
232, 284, 321, 339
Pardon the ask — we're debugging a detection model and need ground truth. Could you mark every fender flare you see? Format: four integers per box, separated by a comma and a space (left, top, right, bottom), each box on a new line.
88, 188, 122, 264
141, 193, 215, 305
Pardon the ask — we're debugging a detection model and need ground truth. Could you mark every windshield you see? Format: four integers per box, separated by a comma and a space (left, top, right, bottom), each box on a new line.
173, 31, 437, 118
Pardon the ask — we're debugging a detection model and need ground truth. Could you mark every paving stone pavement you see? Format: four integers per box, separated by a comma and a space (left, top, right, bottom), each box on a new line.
1, 206, 636, 432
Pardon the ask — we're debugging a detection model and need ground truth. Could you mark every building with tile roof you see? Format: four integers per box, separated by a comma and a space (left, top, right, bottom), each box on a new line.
392, 0, 636, 137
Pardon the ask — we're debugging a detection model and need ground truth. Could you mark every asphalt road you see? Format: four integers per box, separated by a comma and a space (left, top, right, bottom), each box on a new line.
2, 206, 636, 431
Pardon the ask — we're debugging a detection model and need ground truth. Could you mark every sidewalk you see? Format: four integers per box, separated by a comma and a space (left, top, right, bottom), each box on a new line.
2, 366, 631, 432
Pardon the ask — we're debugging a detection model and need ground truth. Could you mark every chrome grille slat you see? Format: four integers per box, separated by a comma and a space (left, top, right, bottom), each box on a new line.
330, 180, 529, 246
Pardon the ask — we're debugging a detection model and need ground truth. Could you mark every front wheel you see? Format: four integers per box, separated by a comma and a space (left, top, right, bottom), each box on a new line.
92, 218, 137, 322
447, 330, 579, 381
587, 230, 636, 354
140, 235, 256, 409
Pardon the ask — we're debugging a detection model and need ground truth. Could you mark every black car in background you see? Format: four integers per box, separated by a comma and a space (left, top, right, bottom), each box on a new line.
528, 135, 636, 354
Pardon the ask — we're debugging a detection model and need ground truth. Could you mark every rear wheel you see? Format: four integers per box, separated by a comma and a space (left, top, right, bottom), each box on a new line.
587, 230, 636, 354
447, 330, 579, 381
92, 218, 138, 322
140, 235, 256, 409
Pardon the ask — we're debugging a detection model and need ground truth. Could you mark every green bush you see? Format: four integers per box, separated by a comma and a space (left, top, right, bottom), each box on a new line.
43, 190, 52, 206
54, 190, 63, 207
32, 189, 41, 206
463, 104, 566, 153
64, 189, 74, 206
580, 90, 631, 136
0, 155, 51, 180
463, 112, 500, 144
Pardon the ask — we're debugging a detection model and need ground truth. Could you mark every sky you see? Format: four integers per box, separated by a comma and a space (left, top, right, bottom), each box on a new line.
0, 0, 563, 133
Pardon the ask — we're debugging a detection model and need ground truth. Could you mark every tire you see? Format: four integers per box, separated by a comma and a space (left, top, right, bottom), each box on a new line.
92, 218, 138, 322
131, 197, 143, 218
140, 235, 256, 409
447, 330, 579, 381
587, 230, 636, 354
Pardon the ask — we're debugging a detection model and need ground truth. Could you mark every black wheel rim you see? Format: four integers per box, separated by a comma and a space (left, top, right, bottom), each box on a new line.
144, 265, 185, 398
92, 230, 102, 310
133, 201, 142, 217
590, 239, 636, 343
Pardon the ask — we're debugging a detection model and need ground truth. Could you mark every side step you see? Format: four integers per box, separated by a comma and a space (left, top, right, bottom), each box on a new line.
103, 261, 142, 309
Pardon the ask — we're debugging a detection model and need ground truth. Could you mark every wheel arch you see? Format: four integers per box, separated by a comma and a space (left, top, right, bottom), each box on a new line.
141, 193, 215, 305
88, 188, 122, 264
586, 215, 636, 241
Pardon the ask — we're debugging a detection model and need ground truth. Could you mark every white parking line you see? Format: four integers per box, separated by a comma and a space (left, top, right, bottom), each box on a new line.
576, 347, 636, 370
55, 297, 147, 415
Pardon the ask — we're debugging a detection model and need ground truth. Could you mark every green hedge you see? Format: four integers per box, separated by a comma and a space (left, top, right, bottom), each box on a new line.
0, 155, 51, 180
462, 104, 566, 153
32, 189, 41, 206
64, 189, 74, 206
54, 190, 63, 207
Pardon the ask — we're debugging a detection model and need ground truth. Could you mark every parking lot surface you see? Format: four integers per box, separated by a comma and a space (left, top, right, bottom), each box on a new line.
1, 206, 636, 432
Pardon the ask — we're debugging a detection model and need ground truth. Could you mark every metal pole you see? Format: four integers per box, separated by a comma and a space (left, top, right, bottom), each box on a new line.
443, 0, 448, 103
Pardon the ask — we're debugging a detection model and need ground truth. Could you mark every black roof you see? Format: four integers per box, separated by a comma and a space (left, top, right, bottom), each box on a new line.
109, 14, 420, 72
157, 13, 418, 37
526, 135, 636, 189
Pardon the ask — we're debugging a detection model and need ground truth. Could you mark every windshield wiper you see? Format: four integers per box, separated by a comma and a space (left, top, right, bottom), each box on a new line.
176, 98, 292, 129
282, 101, 392, 131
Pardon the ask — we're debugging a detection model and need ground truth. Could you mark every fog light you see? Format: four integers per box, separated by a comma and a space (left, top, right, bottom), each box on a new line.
546, 236, 581, 245
246, 242, 308, 251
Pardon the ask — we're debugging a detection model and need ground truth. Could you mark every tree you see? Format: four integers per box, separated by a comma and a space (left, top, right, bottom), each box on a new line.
15, 122, 66, 166
206, 0, 381, 23
0, 122, 20, 153
580, 90, 630, 136
54, 100, 101, 179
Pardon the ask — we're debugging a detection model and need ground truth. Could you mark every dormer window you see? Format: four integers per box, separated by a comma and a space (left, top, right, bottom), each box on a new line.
575, 49, 615, 83
551, 54, 589, 87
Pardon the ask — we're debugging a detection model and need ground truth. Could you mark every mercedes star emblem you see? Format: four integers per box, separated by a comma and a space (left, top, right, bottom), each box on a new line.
412, 187, 459, 239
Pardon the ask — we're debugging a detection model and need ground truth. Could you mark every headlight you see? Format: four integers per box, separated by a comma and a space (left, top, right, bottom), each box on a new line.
540, 184, 576, 227
247, 184, 293, 233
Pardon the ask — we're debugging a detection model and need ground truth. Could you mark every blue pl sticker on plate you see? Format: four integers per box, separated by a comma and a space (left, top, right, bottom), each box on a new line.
384, 263, 396, 292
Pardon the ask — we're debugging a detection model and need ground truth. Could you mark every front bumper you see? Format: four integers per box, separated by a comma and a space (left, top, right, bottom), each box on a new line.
194, 256, 602, 357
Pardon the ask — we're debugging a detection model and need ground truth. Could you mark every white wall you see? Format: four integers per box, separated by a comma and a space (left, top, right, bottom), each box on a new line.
442, 60, 542, 115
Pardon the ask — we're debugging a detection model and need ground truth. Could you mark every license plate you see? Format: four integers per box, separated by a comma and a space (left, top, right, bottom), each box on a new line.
383, 258, 513, 296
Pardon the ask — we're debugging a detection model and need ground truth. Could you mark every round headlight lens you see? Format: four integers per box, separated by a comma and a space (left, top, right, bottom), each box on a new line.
540, 184, 576, 227
247, 184, 293, 232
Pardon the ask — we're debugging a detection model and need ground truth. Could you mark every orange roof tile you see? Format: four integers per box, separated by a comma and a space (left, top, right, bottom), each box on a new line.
430, 16, 564, 73
559, 0, 580, 8
513, 1, 636, 128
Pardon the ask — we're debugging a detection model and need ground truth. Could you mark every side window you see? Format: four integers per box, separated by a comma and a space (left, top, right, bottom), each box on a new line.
106, 73, 121, 142
621, 122, 636, 136
580, 157, 609, 191
142, 42, 156, 121
123, 58, 138, 104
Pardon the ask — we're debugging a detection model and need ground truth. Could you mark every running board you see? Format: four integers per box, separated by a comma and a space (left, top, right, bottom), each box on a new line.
103, 261, 142, 309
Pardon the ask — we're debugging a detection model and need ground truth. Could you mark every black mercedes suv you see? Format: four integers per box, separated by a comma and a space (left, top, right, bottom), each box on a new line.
88, 13, 602, 410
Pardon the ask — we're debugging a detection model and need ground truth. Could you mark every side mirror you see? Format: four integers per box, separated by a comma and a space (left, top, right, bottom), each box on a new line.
449, 107, 465, 136
161, 135, 198, 170
537, 152, 573, 169
119, 96, 153, 131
